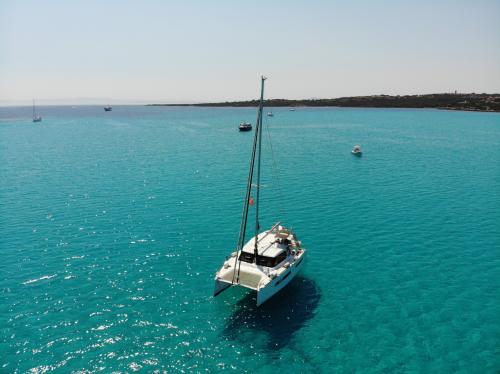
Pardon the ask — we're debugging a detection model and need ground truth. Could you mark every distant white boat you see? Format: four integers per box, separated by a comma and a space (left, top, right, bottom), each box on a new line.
267, 111, 274, 117
351, 145, 362, 156
32, 100, 42, 122
289, 107, 295, 111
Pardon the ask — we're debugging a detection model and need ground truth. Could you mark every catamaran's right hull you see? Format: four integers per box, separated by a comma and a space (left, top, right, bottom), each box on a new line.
256, 252, 306, 307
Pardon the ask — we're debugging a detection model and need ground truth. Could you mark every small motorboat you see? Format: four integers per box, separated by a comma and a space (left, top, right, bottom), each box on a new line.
239, 122, 252, 131
267, 111, 274, 117
289, 107, 295, 111
104, 106, 112, 112
351, 145, 362, 156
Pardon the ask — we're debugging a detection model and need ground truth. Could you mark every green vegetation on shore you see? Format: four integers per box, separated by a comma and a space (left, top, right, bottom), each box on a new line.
149, 93, 500, 112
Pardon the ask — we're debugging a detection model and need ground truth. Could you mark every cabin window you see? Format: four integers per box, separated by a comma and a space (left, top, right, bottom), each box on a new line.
273, 251, 287, 267
239, 251, 287, 267
256, 255, 274, 267
239, 252, 254, 263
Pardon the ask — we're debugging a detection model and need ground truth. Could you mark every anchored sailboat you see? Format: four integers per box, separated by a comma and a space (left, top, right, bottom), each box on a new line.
32, 100, 42, 122
214, 77, 306, 306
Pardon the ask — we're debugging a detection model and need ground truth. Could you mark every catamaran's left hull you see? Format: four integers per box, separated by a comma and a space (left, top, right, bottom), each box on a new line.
213, 278, 232, 297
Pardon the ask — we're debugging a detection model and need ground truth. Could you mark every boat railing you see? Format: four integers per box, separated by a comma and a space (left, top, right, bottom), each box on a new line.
257, 221, 281, 243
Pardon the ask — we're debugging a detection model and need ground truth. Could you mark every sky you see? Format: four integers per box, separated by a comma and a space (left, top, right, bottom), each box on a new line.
1, 0, 499, 105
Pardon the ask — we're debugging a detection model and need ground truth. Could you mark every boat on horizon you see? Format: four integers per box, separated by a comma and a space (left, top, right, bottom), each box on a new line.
238, 122, 252, 131
267, 111, 274, 117
214, 77, 306, 307
104, 106, 112, 112
32, 100, 42, 123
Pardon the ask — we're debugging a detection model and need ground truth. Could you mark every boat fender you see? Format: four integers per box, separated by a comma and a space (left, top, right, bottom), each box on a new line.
231, 251, 237, 257
224, 263, 231, 269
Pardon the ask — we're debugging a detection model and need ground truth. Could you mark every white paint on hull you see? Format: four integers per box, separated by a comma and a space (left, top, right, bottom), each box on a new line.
257, 252, 305, 306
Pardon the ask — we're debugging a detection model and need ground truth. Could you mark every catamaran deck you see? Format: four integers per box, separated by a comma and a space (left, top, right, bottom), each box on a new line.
215, 225, 303, 291
241, 229, 288, 257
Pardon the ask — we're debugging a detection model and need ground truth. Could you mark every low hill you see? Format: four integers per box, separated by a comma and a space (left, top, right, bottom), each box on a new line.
149, 93, 500, 112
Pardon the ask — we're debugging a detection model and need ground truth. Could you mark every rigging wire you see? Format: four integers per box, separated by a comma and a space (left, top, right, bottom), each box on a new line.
263, 114, 288, 222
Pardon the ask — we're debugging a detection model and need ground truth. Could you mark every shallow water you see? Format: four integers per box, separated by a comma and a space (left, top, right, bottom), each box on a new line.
0, 105, 499, 372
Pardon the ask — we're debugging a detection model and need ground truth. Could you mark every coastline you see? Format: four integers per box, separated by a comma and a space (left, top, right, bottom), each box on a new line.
147, 93, 500, 113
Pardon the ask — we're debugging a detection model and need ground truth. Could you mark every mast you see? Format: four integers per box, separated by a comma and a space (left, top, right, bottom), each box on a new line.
33, 99, 35, 118
253, 76, 266, 260
232, 76, 266, 282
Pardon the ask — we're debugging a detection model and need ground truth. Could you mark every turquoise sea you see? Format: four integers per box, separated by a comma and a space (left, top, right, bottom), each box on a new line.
0, 105, 499, 373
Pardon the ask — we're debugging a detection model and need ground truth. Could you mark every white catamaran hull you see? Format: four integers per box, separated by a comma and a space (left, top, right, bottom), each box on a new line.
256, 252, 305, 306
214, 236, 306, 307
213, 256, 305, 306
214, 278, 232, 297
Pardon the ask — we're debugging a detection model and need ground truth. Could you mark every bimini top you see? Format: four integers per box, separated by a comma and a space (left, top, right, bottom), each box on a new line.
241, 229, 289, 258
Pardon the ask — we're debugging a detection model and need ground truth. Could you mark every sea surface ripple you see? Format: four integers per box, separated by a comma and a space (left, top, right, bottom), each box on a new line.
0, 105, 499, 372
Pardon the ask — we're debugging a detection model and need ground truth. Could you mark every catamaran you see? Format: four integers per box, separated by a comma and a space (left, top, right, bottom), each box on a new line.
214, 77, 306, 307
32, 99, 42, 122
